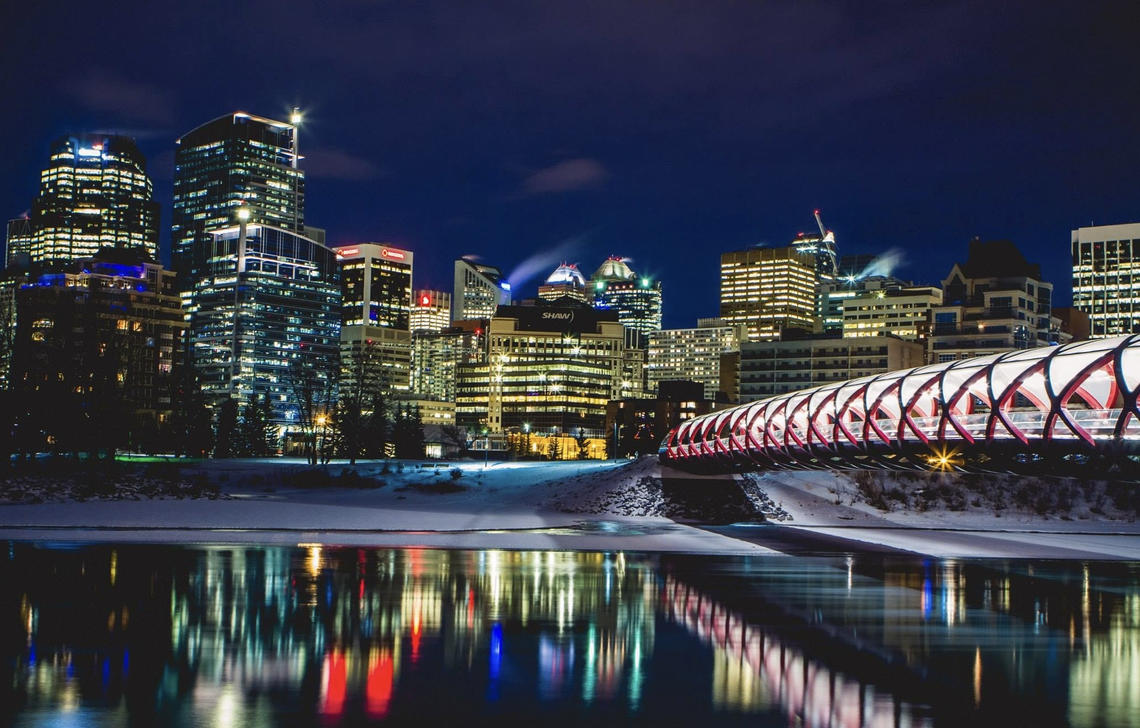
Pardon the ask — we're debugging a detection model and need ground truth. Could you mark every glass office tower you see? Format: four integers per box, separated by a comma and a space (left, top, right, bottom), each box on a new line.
172, 112, 303, 280
29, 134, 159, 264
185, 223, 340, 425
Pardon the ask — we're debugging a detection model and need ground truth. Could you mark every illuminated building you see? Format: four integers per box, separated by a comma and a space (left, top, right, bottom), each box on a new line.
410, 289, 451, 333
0, 268, 28, 389
453, 258, 511, 320
172, 111, 303, 279
185, 223, 340, 424
719, 245, 817, 341
1071, 222, 1140, 337
605, 381, 716, 457
647, 319, 745, 400
929, 239, 1059, 363
538, 262, 588, 303
468, 304, 624, 447
841, 280, 942, 345
5, 217, 32, 268
738, 334, 924, 400
28, 135, 159, 264
589, 256, 663, 337
334, 244, 414, 398
411, 322, 486, 403
13, 248, 184, 430
334, 244, 413, 330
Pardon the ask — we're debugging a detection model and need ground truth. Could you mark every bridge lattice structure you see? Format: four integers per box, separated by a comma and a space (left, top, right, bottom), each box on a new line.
659, 336, 1140, 473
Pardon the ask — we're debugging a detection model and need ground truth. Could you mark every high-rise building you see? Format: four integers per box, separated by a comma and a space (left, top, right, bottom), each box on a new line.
172, 112, 303, 279
411, 322, 486, 403
791, 212, 839, 325
647, 320, 745, 400
0, 268, 27, 389
538, 263, 588, 303
841, 279, 942, 345
719, 245, 817, 341
184, 223, 340, 425
410, 290, 452, 334
929, 239, 1059, 363
589, 256, 663, 336
453, 259, 511, 320
739, 335, 925, 400
13, 249, 184, 433
334, 244, 413, 329
5, 217, 32, 268
333, 244, 414, 401
28, 135, 159, 264
1071, 222, 1140, 337
460, 304, 625, 437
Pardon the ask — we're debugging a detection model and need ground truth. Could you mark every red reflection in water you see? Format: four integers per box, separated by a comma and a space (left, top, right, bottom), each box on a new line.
321, 650, 347, 716
366, 652, 394, 718
411, 612, 422, 663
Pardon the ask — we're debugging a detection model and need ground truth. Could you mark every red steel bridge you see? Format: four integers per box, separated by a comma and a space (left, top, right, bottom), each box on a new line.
660, 336, 1140, 473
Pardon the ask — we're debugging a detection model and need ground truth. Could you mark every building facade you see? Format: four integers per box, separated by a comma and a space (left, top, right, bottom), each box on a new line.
334, 244, 413, 330
841, 280, 942, 344
410, 289, 452, 334
1072, 222, 1140, 338
719, 245, 817, 341
172, 112, 303, 279
467, 304, 625, 437
453, 259, 511, 321
185, 224, 340, 425
6, 217, 33, 268
929, 239, 1059, 363
739, 334, 925, 400
29, 135, 159, 264
411, 324, 486, 403
12, 250, 184, 436
647, 320, 745, 400
589, 256, 663, 336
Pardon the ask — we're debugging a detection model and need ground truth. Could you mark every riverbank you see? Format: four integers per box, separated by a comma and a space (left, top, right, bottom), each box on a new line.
1, 457, 1138, 559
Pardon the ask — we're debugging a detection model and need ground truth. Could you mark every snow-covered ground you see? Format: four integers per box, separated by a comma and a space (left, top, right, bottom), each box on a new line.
0, 458, 775, 555
2, 457, 1139, 559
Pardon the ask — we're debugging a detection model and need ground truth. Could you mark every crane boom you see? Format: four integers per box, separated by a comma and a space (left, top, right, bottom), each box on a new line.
813, 209, 827, 238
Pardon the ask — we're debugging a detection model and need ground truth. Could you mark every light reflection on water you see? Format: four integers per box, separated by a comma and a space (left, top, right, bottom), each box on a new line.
0, 544, 1137, 727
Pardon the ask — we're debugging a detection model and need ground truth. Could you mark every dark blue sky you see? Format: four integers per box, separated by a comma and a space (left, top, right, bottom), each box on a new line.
2, 1, 1138, 327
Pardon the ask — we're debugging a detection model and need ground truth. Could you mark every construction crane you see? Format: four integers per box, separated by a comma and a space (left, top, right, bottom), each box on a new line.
813, 209, 827, 238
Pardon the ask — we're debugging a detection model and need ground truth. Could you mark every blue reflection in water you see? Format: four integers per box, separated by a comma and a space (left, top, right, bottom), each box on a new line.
0, 545, 1137, 728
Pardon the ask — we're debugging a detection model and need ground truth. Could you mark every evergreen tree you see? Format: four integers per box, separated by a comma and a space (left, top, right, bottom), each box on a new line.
239, 393, 273, 457
547, 436, 562, 461
214, 398, 239, 458
363, 392, 389, 459
575, 427, 590, 459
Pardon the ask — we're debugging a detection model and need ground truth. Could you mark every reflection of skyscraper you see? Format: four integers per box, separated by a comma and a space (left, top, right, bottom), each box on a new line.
29, 135, 159, 264
172, 112, 303, 279
453, 259, 511, 320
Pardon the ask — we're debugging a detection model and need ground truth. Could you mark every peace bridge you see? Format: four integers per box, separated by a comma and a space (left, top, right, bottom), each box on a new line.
660, 335, 1140, 475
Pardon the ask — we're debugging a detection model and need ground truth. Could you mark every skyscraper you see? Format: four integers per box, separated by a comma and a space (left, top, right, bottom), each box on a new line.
185, 222, 340, 425
1072, 222, 1140, 337
410, 290, 452, 334
28, 135, 159, 264
589, 256, 663, 337
335, 244, 414, 329
5, 217, 32, 268
647, 320, 745, 400
334, 244, 414, 398
171, 112, 303, 279
538, 263, 588, 303
719, 245, 817, 341
453, 259, 511, 320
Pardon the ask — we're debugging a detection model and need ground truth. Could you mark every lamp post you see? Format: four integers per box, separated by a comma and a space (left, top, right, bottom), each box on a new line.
482, 427, 489, 470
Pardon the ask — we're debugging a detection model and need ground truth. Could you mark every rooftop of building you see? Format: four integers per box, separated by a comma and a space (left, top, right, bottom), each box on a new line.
957, 238, 1042, 280
591, 256, 636, 281
544, 262, 586, 286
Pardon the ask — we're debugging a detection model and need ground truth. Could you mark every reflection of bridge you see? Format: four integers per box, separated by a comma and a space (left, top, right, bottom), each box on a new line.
661, 336, 1140, 473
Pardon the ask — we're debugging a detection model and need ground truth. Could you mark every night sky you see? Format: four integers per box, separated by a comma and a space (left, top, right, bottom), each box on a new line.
2, 1, 1138, 327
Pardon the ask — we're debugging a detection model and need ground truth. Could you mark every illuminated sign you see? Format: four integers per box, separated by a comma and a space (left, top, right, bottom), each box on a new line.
335, 247, 359, 258
380, 248, 406, 261
421, 295, 431, 306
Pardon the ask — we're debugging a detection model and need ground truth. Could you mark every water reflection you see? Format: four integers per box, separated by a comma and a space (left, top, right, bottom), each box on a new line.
1, 544, 1137, 726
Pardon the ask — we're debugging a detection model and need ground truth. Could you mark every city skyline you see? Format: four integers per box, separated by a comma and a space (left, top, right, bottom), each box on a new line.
2, 2, 1138, 328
